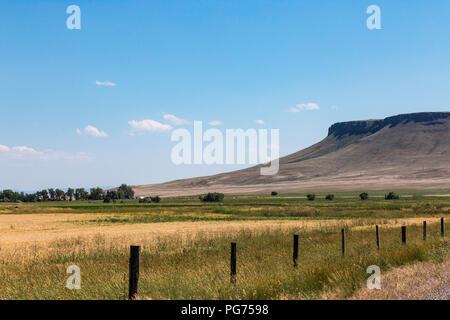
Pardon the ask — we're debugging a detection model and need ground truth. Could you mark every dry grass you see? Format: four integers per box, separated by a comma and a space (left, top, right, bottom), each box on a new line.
0, 220, 448, 299
342, 260, 449, 300
0, 214, 443, 261
0, 197, 448, 299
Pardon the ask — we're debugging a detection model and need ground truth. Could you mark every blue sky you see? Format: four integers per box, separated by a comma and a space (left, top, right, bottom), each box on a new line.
1, 0, 450, 190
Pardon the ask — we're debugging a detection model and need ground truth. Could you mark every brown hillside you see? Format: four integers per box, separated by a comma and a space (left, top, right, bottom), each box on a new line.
134, 112, 450, 196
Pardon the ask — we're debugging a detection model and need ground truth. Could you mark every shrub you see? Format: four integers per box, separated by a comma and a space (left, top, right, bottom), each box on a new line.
151, 196, 161, 203
385, 192, 399, 200
200, 192, 224, 202
325, 194, 334, 201
359, 192, 369, 200
306, 194, 315, 201
271, 191, 278, 196
103, 197, 111, 203
139, 197, 152, 203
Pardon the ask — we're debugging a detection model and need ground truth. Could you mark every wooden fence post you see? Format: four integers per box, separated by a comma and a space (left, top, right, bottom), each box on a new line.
401, 226, 406, 245
441, 217, 445, 237
129, 245, 141, 300
423, 221, 427, 241
376, 225, 380, 250
230, 242, 237, 283
293, 234, 299, 268
341, 229, 346, 257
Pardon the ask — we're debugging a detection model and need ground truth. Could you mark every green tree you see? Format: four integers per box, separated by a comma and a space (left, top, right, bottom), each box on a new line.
40, 189, 49, 201
89, 187, 104, 200
385, 192, 399, 200
106, 190, 119, 200
150, 196, 161, 203
139, 197, 152, 203
75, 188, 88, 200
2, 189, 15, 202
24, 193, 37, 202
66, 188, 74, 201
48, 188, 56, 201
199, 192, 224, 202
55, 189, 65, 201
359, 192, 369, 200
117, 184, 135, 199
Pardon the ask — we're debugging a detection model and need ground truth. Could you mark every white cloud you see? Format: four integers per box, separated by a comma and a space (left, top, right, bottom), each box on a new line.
77, 125, 108, 137
95, 80, 116, 87
331, 105, 338, 110
255, 120, 265, 125
10, 146, 46, 160
298, 103, 320, 110
0, 145, 91, 161
12, 146, 40, 154
39, 151, 92, 161
0, 144, 10, 152
163, 114, 190, 126
208, 120, 223, 126
128, 119, 172, 133
84, 125, 108, 137
289, 102, 320, 112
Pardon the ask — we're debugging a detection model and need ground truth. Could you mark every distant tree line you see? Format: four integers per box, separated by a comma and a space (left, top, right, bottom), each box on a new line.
0, 184, 134, 203
266, 192, 392, 201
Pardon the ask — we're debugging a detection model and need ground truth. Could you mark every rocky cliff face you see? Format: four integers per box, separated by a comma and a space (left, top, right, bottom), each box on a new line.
328, 112, 450, 138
